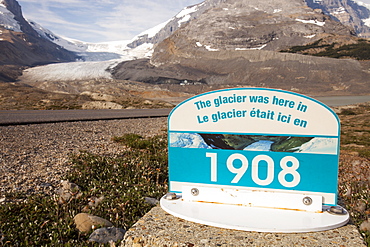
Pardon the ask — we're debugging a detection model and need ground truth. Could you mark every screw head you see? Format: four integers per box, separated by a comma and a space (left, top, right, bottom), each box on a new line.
327, 206, 347, 215
191, 188, 199, 196
303, 196, 313, 206
165, 192, 177, 200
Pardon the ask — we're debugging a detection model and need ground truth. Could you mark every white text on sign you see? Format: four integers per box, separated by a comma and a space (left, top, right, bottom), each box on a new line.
206, 152, 301, 188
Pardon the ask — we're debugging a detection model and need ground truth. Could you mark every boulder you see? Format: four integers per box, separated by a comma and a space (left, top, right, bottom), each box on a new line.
74, 213, 113, 233
88, 227, 126, 244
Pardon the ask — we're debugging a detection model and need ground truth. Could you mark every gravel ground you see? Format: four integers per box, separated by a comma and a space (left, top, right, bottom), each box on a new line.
0, 118, 167, 197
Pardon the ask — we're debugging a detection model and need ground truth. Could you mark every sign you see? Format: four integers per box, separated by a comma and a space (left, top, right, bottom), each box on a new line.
168, 88, 339, 205
161, 88, 348, 232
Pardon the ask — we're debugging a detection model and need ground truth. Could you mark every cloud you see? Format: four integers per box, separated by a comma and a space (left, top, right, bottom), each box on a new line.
95, 0, 201, 39
18, 0, 203, 42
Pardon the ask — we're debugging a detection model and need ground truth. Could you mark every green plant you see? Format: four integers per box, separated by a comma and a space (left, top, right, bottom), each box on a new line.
0, 134, 168, 246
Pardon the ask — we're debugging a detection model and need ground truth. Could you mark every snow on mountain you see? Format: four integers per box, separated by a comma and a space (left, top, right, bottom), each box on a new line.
28, 19, 156, 62
0, 0, 21, 32
298, 137, 338, 154
127, 2, 211, 48
175, 3, 203, 27
354, 0, 370, 27
28, 20, 141, 61
134, 20, 170, 39
170, 133, 211, 149
354, 0, 370, 10
306, 0, 370, 37
28, 20, 86, 53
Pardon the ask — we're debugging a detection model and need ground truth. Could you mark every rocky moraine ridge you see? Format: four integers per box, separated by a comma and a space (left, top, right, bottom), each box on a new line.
0, 118, 167, 197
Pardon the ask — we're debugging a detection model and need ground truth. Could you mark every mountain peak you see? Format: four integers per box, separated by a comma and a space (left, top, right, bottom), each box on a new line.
306, 0, 370, 38
113, 0, 370, 96
152, 0, 354, 57
128, 0, 370, 50
0, 0, 77, 79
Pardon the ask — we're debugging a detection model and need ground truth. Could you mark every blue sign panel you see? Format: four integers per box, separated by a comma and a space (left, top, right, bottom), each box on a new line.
168, 88, 340, 206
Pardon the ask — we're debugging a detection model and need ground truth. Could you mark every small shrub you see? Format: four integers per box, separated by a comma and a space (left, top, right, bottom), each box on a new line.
340, 109, 357, 116
113, 133, 153, 150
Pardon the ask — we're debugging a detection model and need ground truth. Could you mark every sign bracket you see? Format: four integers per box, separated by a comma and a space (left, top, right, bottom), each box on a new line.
160, 188, 349, 233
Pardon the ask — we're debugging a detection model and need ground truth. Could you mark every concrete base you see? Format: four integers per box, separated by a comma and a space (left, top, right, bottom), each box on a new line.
121, 206, 366, 247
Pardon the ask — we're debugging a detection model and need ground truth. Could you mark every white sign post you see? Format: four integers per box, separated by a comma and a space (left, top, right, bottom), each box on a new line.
161, 88, 349, 232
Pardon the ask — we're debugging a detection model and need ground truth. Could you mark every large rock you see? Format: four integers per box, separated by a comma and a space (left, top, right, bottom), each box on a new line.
74, 213, 113, 233
89, 227, 126, 244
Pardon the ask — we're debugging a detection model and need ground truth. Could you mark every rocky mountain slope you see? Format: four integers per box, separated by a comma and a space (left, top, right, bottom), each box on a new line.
0, 0, 77, 81
306, 0, 370, 38
128, 0, 370, 50
113, 0, 370, 96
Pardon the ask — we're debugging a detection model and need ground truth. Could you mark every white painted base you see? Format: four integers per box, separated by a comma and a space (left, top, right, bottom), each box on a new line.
160, 195, 350, 233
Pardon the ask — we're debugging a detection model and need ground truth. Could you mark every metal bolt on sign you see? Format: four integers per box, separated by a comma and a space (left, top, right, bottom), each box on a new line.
191, 188, 199, 196
327, 206, 347, 215
303, 197, 313, 206
165, 192, 177, 200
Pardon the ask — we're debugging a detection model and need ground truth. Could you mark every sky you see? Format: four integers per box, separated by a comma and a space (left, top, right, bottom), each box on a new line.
17, 0, 203, 43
